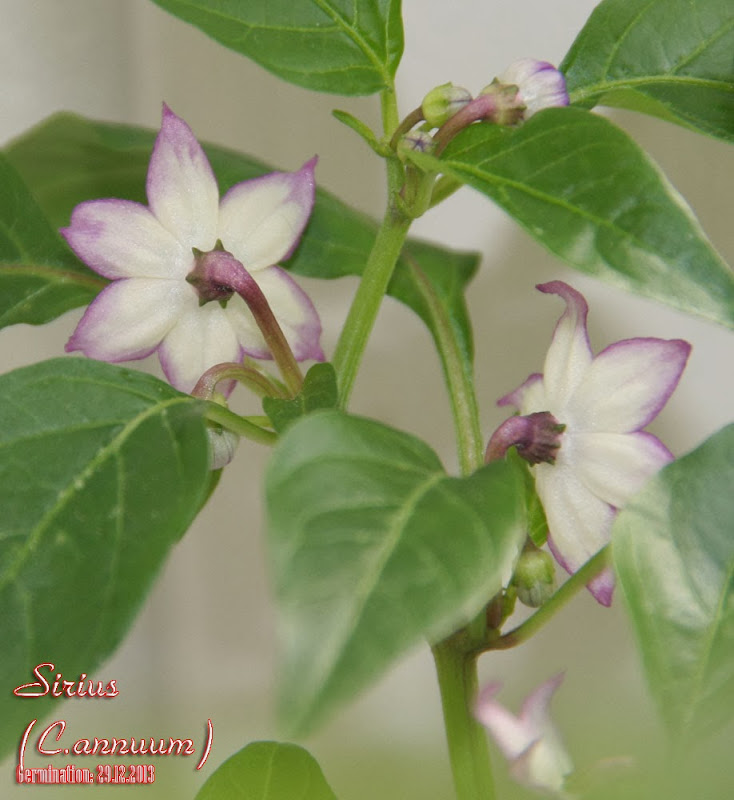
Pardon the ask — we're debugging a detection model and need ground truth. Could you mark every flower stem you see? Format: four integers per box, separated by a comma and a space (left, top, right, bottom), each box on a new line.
484, 546, 611, 652
203, 401, 276, 446
192, 361, 287, 400
405, 257, 483, 474
432, 634, 496, 800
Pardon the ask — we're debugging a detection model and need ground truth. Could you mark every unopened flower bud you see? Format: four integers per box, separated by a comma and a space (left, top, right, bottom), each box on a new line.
397, 129, 436, 161
513, 547, 555, 607
206, 393, 239, 469
207, 427, 239, 470
422, 82, 473, 127
491, 59, 569, 120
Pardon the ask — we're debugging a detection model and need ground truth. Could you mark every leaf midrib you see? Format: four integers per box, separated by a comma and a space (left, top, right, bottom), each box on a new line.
299, 469, 445, 721
0, 395, 194, 592
570, 73, 734, 105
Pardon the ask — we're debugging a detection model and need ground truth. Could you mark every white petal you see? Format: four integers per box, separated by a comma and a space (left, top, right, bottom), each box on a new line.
65, 279, 187, 361
497, 373, 545, 414
537, 282, 593, 413
61, 199, 189, 280
571, 431, 672, 508
158, 301, 243, 393
535, 460, 614, 576
520, 673, 564, 732
565, 337, 691, 432
475, 684, 536, 760
147, 104, 219, 250
227, 266, 324, 362
513, 736, 572, 794
217, 158, 316, 272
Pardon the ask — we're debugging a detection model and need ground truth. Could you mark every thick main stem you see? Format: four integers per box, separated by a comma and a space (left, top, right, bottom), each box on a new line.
332, 195, 411, 406
433, 636, 496, 800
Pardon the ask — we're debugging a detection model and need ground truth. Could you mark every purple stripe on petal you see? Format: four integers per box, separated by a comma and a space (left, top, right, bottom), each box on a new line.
62, 198, 187, 280
498, 373, 543, 410
567, 337, 691, 432
217, 157, 317, 272
65, 278, 186, 362
537, 281, 593, 411
147, 104, 219, 250
588, 566, 615, 607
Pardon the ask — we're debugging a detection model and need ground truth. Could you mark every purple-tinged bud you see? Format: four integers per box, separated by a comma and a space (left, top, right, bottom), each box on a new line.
491, 59, 569, 119
397, 129, 436, 162
485, 411, 565, 465
422, 82, 473, 127
513, 546, 555, 607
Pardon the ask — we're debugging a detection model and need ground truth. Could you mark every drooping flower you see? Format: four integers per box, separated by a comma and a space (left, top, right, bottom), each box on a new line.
475, 674, 573, 796
497, 59, 569, 117
62, 104, 323, 393
489, 281, 690, 605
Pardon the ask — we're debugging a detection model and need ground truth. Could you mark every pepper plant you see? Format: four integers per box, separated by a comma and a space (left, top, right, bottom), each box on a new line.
1, 1, 733, 798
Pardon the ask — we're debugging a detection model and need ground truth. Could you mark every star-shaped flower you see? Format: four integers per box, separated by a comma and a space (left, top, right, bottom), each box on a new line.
475, 674, 573, 796
62, 105, 323, 393
490, 281, 690, 605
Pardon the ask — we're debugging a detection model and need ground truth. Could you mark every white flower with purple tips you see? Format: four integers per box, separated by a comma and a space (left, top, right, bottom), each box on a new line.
475, 674, 572, 796
499, 59, 569, 117
62, 104, 323, 393
490, 281, 690, 605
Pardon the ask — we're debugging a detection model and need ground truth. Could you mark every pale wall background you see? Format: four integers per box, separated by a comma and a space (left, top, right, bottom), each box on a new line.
1, 1, 733, 798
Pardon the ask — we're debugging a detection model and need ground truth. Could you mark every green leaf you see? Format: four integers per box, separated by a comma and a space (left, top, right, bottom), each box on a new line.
410, 108, 734, 329
562, 0, 734, 142
613, 424, 734, 741
0, 359, 210, 757
0, 154, 104, 330
264, 362, 338, 433
266, 410, 526, 734
5, 112, 479, 359
150, 0, 404, 96
195, 741, 338, 800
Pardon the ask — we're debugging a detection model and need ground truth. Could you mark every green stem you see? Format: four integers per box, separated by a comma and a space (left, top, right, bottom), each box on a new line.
484, 546, 611, 652
405, 258, 483, 475
432, 635, 496, 800
332, 85, 410, 406
203, 401, 277, 446
332, 205, 411, 405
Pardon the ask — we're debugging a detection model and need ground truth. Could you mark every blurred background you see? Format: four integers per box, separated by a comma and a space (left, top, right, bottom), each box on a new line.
1, 1, 732, 797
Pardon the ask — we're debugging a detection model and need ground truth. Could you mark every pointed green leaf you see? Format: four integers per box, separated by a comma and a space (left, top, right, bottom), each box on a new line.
0, 359, 210, 757
613, 424, 734, 740
562, 0, 734, 142
264, 362, 338, 433
0, 154, 104, 330
196, 741, 338, 800
150, 0, 404, 96
266, 410, 526, 734
5, 112, 479, 359
410, 108, 734, 329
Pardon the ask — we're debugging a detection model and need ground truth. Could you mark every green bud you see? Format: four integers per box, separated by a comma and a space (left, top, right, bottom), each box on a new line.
396, 129, 436, 162
422, 82, 472, 127
513, 547, 555, 607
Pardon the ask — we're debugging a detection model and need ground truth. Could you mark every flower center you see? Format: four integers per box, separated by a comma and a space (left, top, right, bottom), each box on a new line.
485, 411, 566, 465
186, 243, 237, 307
